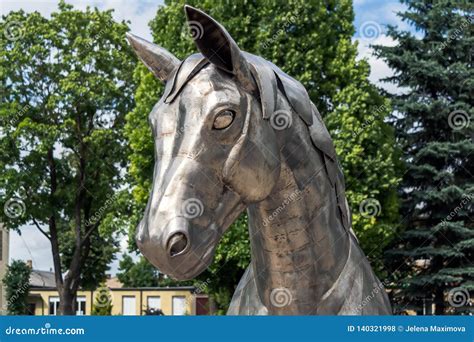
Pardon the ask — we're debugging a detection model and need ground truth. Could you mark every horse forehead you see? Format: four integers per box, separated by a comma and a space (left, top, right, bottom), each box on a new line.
155, 67, 239, 130
175, 67, 239, 113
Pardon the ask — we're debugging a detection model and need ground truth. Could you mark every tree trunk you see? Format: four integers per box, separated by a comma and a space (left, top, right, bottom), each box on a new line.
434, 287, 445, 315
58, 288, 76, 315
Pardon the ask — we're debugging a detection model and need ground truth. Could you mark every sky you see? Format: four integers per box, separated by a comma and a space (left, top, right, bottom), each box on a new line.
1, 0, 413, 275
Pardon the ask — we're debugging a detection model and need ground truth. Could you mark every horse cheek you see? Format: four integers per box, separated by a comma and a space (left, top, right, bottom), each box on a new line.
223, 124, 280, 203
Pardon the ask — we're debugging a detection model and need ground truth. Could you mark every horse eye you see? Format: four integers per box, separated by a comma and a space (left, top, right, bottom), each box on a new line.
213, 110, 235, 130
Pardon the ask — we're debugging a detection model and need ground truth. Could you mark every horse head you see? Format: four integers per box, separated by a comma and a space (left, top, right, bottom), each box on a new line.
129, 6, 283, 280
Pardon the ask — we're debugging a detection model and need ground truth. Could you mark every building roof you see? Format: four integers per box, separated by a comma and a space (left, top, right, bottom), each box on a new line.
106, 276, 123, 289
29, 270, 56, 288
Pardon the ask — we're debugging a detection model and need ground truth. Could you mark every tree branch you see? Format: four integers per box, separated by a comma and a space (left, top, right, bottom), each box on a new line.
31, 218, 51, 241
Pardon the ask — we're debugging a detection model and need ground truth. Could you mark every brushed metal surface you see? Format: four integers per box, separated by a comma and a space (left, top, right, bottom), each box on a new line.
128, 5, 392, 315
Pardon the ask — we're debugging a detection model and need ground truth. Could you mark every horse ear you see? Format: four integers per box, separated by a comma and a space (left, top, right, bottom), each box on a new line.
126, 33, 180, 82
184, 5, 256, 92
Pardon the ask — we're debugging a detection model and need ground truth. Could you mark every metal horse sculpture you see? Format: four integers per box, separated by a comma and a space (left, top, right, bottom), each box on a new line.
128, 5, 392, 315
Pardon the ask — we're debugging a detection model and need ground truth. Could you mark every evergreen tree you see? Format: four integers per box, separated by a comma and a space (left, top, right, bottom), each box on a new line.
125, 0, 400, 311
91, 282, 113, 315
374, 0, 473, 315
2, 260, 31, 315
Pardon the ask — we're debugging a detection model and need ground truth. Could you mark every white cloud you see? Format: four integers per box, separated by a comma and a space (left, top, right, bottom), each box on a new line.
9, 224, 53, 271
0, 0, 163, 40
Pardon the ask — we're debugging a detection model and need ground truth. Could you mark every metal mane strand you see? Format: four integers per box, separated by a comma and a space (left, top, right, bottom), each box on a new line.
162, 52, 350, 230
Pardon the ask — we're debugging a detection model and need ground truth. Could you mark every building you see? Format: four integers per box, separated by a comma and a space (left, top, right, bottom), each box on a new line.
27, 271, 209, 316
0, 224, 10, 313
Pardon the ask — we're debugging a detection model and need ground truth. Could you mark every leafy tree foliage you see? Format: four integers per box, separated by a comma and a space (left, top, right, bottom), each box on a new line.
0, 1, 136, 314
2, 260, 31, 315
125, 0, 400, 311
117, 255, 160, 288
374, 0, 473, 314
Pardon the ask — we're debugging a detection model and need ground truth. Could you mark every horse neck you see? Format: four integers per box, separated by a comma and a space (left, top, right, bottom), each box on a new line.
247, 108, 350, 314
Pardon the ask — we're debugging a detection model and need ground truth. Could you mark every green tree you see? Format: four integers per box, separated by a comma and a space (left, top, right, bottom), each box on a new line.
117, 254, 193, 288
0, 1, 136, 314
125, 0, 400, 311
374, 1, 473, 314
2, 260, 31, 315
117, 255, 160, 287
91, 282, 113, 315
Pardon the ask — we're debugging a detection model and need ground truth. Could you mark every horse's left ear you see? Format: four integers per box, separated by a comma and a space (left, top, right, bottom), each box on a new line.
184, 5, 256, 93
126, 33, 180, 82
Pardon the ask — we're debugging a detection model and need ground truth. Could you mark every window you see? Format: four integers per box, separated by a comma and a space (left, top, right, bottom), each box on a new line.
49, 297, 60, 315
172, 296, 186, 316
147, 296, 161, 310
122, 296, 136, 316
76, 296, 86, 315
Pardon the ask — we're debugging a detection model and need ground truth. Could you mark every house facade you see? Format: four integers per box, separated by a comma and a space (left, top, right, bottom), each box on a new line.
27, 271, 209, 316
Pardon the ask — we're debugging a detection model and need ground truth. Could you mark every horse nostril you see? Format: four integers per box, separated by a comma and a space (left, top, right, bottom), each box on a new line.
167, 233, 188, 257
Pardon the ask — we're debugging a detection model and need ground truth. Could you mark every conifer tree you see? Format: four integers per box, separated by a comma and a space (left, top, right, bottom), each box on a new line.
374, 0, 473, 314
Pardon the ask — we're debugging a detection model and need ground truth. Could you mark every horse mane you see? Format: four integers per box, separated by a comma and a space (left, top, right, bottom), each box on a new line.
163, 52, 351, 230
